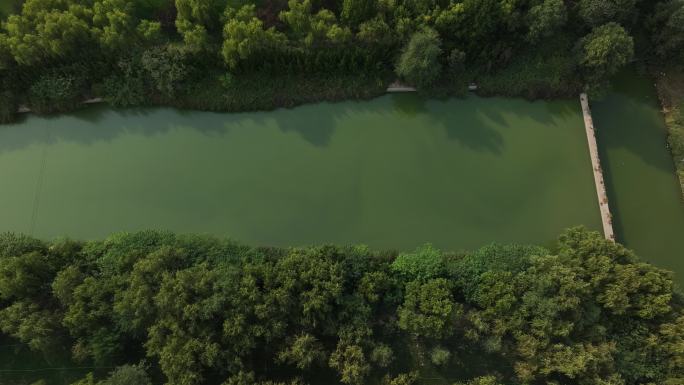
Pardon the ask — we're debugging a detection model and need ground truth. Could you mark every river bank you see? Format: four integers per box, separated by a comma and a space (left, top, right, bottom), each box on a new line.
592, 70, 684, 283
653, 67, 684, 197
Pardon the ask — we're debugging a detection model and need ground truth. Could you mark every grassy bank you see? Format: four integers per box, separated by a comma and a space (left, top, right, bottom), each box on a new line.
653, 68, 684, 196
169, 72, 392, 112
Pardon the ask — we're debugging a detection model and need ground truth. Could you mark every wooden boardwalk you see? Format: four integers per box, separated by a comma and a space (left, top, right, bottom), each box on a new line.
580, 93, 615, 241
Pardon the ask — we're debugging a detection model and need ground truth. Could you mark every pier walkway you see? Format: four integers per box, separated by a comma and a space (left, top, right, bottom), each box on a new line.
580, 93, 615, 241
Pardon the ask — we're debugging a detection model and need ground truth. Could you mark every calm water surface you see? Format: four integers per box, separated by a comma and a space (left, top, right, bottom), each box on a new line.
0, 94, 601, 251
593, 72, 684, 281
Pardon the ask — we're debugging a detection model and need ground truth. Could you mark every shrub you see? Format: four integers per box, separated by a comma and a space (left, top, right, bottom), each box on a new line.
29, 73, 84, 114
391, 243, 443, 281
430, 346, 451, 366
101, 364, 151, 385
141, 46, 189, 100
370, 344, 394, 367
395, 28, 442, 88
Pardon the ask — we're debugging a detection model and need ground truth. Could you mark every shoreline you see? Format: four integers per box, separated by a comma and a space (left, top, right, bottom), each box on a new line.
10, 78, 682, 206
652, 68, 684, 199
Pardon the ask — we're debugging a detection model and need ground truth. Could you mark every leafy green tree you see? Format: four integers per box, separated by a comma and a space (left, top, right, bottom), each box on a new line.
329, 343, 370, 385
0, 251, 54, 300
658, 316, 684, 382
175, 0, 226, 49
277, 333, 326, 369
649, 0, 684, 63
101, 364, 151, 385
60, 274, 126, 363
279, 0, 312, 39
369, 343, 394, 367
136, 20, 162, 43
526, 0, 567, 43
430, 346, 451, 366
452, 243, 543, 300
382, 372, 418, 385
398, 278, 459, 339
395, 28, 442, 87
341, 0, 376, 26
222, 5, 286, 69
578, 0, 636, 27
113, 245, 188, 335
2, 1, 92, 65
146, 264, 232, 385
453, 376, 502, 385
69, 365, 151, 385
577, 23, 634, 86
141, 46, 189, 99
391, 243, 443, 281
356, 17, 394, 45
0, 34, 12, 70
70, 373, 97, 385
91, 0, 137, 50
433, 0, 507, 64
0, 301, 62, 351
279, 0, 349, 46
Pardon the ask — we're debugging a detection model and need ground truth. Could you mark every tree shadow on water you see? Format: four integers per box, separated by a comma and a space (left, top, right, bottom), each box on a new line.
424, 98, 506, 154
593, 94, 676, 174
390, 93, 429, 117
268, 103, 339, 147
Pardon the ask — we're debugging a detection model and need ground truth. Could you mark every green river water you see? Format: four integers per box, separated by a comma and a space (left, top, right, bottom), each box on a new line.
1, 75, 683, 385
0, 95, 601, 251
593, 71, 684, 282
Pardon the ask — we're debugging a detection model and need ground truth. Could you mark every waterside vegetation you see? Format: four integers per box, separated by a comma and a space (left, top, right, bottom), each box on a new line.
0, 0, 683, 123
0, 227, 683, 385
654, 68, 684, 195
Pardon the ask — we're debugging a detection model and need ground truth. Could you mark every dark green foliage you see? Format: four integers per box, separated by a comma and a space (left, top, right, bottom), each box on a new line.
341, 0, 376, 26
390, 244, 443, 281
29, 72, 85, 114
103, 56, 147, 107
397, 278, 460, 339
649, 0, 684, 64
0, 89, 16, 123
141, 46, 189, 99
578, 0, 637, 27
429, 346, 451, 366
0, 0, 680, 119
477, 37, 580, 99
102, 364, 152, 385
526, 0, 567, 43
71, 365, 152, 385
395, 28, 442, 87
578, 22, 635, 90
0, 228, 683, 384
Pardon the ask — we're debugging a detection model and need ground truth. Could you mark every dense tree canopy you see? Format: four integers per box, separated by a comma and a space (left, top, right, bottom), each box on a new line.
0, 228, 683, 385
0, 0, 682, 120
